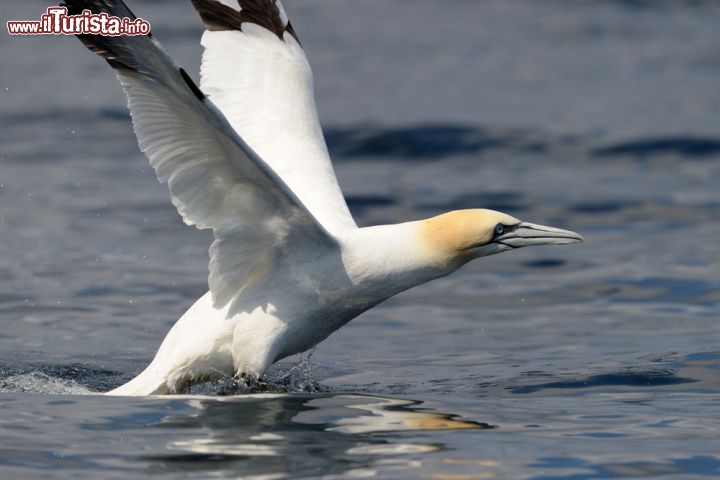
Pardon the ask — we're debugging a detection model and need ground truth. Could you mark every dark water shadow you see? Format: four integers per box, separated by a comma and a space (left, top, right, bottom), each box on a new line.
507, 352, 720, 397
325, 124, 549, 160
508, 369, 697, 395
593, 136, 720, 159
605, 277, 720, 306
418, 191, 531, 214
569, 199, 643, 214
345, 194, 399, 218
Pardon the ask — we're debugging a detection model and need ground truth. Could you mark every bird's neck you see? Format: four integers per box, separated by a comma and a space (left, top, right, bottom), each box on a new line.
340, 221, 461, 304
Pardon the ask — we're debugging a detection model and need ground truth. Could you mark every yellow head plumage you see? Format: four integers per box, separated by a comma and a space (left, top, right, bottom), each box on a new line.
419, 209, 519, 262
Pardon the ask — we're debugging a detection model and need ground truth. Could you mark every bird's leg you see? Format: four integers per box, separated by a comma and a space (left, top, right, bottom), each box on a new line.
237, 371, 269, 392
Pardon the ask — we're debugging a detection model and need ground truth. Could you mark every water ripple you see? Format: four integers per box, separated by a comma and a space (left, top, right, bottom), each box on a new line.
593, 137, 720, 158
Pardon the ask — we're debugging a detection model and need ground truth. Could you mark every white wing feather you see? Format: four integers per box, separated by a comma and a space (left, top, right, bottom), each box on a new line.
67, 0, 335, 311
195, 0, 357, 235
120, 71, 330, 310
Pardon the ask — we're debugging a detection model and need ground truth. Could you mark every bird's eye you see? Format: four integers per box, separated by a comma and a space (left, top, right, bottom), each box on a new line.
494, 224, 506, 237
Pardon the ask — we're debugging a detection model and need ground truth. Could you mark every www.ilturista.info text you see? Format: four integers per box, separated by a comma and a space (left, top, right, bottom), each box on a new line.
8, 7, 150, 36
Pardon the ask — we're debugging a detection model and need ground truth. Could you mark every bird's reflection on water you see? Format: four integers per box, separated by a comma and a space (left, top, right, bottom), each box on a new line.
143, 393, 492, 478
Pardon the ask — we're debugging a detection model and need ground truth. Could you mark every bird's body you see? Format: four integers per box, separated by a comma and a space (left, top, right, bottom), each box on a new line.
110, 215, 503, 395
59, 0, 582, 396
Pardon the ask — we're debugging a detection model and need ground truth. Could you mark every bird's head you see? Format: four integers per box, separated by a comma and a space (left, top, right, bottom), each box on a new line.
420, 209, 583, 266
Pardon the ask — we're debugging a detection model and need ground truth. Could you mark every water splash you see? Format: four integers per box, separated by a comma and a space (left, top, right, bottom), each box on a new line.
0, 371, 92, 395
187, 350, 329, 396
266, 349, 328, 393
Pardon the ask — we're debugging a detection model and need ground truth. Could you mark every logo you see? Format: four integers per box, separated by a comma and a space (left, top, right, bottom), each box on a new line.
8, 7, 151, 36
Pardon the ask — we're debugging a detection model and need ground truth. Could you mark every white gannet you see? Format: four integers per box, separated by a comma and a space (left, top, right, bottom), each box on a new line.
61, 0, 582, 395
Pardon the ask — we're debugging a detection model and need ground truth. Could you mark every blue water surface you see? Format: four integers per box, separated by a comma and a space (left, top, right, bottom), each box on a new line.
1, 0, 719, 478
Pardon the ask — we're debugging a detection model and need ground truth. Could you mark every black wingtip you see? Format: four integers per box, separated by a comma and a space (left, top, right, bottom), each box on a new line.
60, 0, 137, 20
60, 0, 153, 73
191, 0, 300, 43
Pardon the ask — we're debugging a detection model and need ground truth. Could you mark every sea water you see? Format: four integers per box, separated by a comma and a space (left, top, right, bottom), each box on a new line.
2, 1, 719, 478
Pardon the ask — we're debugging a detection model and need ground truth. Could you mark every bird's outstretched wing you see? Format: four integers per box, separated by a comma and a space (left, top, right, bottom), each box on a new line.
62, 0, 337, 310
191, 0, 357, 234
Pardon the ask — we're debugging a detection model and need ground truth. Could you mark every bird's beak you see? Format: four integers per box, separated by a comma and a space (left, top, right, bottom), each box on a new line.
496, 222, 584, 248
